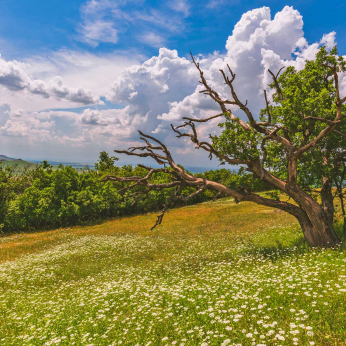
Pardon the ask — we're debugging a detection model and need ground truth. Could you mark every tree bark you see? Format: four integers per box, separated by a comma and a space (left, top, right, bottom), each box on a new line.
321, 176, 335, 226
286, 186, 340, 247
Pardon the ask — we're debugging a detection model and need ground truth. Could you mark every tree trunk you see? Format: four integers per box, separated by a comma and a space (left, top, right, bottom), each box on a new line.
207, 180, 341, 247
287, 186, 340, 247
334, 163, 346, 236
321, 176, 335, 226
298, 206, 339, 247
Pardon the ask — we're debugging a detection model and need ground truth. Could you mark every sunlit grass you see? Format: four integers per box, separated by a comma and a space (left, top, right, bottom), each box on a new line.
0, 198, 345, 345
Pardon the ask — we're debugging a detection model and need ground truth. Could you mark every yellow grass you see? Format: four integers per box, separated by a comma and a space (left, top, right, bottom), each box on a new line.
0, 198, 297, 263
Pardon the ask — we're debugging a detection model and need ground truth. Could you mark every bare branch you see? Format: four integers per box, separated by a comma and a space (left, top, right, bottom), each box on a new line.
151, 181, 207, 230
182, 113, 224, 123
263, 89, 272, 124
219, 66, 266, 133
268, 67, 285, 100
171, 122, 249, 165
190, 52, 251, 132
294, 116, 343, 159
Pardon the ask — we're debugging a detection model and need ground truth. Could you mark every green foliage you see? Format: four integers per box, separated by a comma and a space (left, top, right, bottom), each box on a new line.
211, 47, 346, 192
0, 152, 267, 233
198, 166, 269, 193
257, 46, 346, 188
94, 151, 119, 173
213, 116, 261, 162
0, 165, 31, 231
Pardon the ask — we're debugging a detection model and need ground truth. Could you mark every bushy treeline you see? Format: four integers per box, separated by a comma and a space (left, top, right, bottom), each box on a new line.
0, 153, 269, 233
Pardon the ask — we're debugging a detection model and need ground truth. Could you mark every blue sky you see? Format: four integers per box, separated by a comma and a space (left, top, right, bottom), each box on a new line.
1, 0, 345, 60
0, 0, 345, 166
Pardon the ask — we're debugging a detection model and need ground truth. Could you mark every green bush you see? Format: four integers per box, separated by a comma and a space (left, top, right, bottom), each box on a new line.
0, 154, 269, 233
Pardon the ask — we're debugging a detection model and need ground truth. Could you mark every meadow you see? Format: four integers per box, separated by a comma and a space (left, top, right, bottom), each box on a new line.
0, 198, 345, 345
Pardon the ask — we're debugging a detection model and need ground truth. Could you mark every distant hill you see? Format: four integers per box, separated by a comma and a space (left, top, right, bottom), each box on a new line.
0, 154, 17, 161
0, 156, 37, 172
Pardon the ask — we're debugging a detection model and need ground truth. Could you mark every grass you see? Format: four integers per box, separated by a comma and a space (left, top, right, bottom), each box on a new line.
0, 198, 345, 345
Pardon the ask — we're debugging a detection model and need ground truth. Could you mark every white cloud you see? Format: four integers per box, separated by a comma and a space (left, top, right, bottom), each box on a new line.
0, 53, 102, 106
0, 106, 54, 141
320, 31, 336, 50
78, 0, 123, 46
80, 20, 118, 47
0, 103, 141, 146
168, 0, 189, 17
0, 56, 30, 90
80, 107, 131, 130
77, 0, 186, 47
138, 32, 166, 47
0, 49, 142, 112
107, 47, 199, 139
30, 76, 102, 105
160, 6, 306, 143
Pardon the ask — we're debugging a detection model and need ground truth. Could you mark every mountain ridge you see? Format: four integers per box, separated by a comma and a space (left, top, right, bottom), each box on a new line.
0, 155, 18, 161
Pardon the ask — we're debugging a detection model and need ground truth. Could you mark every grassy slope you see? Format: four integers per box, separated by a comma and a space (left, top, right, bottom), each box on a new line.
0, 199, 345, 345
0, 159, 37, 172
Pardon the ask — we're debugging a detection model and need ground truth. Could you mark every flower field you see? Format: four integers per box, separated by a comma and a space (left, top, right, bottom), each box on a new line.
0, 198, 345, 345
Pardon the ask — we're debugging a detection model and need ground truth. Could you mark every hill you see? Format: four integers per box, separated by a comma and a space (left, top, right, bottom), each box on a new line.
0, 158, 37, 171
0, 199, 345, 345
0, 155, 17, 161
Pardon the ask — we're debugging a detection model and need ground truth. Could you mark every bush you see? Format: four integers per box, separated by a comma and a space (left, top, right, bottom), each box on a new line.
0, 154, 270, 233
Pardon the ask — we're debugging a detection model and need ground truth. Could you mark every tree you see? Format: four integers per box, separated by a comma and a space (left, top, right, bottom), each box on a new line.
95, 151, 119, 173
104, 46, 346, 247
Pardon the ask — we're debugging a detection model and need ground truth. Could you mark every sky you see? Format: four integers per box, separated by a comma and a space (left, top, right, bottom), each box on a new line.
0, 0, 345, 168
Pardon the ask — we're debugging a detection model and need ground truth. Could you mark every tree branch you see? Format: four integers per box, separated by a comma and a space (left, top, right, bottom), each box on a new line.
268, 67, 285, 100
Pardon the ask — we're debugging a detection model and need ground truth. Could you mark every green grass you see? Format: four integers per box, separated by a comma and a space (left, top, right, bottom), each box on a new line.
0, 198, 345, 345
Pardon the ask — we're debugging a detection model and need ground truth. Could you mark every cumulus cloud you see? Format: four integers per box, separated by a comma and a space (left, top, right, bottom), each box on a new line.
81, 108, 129, 129
0, 103, 140, 147
161, 6, 335, 130
101, 6, 342, 167
0, 49, 142, 113
107, 47, 199, 138
0, 53, 102, 105
0, 105, 54, 141
0, 57, 29, 91
320, 31, 336, 50
123, 5, 307, 135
